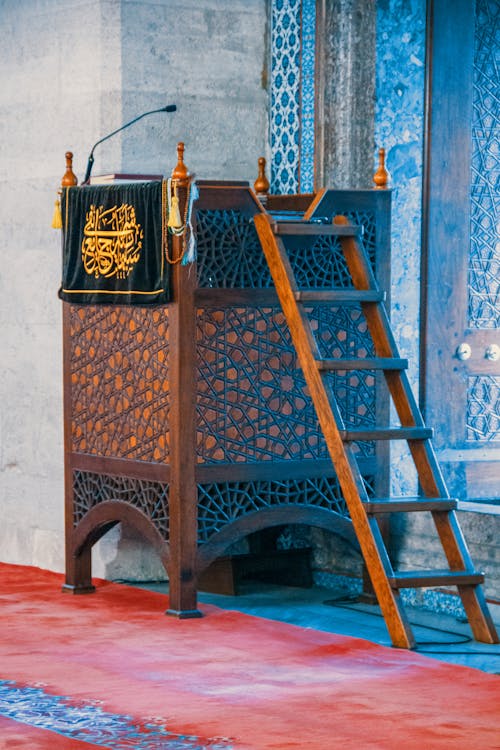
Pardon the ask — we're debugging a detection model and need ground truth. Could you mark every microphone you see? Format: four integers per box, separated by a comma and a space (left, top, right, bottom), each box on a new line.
83, 104, 177, 184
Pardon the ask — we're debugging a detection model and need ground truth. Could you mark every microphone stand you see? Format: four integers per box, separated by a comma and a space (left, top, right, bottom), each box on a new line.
82, 104, 177, 184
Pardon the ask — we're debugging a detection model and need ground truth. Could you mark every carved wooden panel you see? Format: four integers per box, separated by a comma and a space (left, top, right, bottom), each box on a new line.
73, 470, 169, 540
196, 209, 271, 288
196, 305, 375, 463
69, 306, 170, 462
468, 0, 499, 329
197, 475, 375, 543
195, 209, 377, 289
467, 375, 500, 442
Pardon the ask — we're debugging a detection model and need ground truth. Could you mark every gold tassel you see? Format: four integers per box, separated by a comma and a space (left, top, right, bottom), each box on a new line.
167, 194, 183, 229
52, 197, 62, 229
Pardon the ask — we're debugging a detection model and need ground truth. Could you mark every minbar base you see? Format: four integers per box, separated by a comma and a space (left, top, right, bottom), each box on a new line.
165, 608, 203, 619
61, 583, 96, 595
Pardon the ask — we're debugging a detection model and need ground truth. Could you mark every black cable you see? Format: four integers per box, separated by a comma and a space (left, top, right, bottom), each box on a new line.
323, 596, 500, 652
416, 649, 499, 658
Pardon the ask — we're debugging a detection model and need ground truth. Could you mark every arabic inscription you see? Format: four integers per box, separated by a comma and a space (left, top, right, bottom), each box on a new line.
82, 203, 144, 279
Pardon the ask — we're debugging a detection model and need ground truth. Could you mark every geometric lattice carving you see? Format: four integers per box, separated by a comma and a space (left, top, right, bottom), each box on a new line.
69, 306, 170, 462
348, 210, 377, 270
293, 212, 376, 288
195, 210, 377, 290
196, 305, 375, 463
196, 210, 271, 288
197, 475, 376, 543
73, 470, 169, 540
311, 305, 376, 446
195, 206, 379, 462
196, 306, 320, 463
468, 0, 500, 329
466, 376, 500, 441
197, 476, 338, 543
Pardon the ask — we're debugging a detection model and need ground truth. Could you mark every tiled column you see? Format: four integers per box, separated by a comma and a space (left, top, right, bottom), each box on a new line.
269, 0, 316, 193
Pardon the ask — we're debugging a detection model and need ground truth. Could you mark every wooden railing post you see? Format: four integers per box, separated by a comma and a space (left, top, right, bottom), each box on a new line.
373, 147, 389, 189
165, 143, 202, 617
59, 151, 95, 594
254, 156, 270, 200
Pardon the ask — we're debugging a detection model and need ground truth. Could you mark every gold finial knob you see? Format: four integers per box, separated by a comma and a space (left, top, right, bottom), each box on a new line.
254, 156, 270, 195
171, 141, 189, 182
62, 151, 78, 187
373, 147, 389, 189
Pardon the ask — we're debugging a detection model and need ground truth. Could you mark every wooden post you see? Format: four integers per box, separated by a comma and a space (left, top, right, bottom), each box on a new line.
254, 156, 270, 199
59, 151, 95, 593
62, 151, 78, 187
165, 143, 202, 617
373, 147, 389, 189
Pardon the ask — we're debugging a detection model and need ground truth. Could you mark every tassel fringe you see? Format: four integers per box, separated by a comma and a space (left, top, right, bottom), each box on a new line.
52, 198, 62, 229
167, 192, 183, 229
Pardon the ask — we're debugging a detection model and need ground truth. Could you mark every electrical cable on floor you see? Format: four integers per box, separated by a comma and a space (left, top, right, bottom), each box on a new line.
323, 595, 500, 654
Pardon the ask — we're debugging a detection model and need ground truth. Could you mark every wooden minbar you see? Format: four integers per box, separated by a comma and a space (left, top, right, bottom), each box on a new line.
60, 146, 392, 616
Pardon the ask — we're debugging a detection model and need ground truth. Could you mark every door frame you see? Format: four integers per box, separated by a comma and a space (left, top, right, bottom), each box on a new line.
421, 0, 499, 506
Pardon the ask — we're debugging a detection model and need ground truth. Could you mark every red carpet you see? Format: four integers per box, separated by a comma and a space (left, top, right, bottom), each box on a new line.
0, 563, 498, 749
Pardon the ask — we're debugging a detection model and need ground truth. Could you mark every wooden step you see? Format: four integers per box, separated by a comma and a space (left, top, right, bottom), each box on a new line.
253, 210, 499, 649
294, 289, 386, 304
388, 570, 484, 589
318, 357, 408, 371
273, 221, 359, 236
364, 497, 458, 513
342, 427, 433, 441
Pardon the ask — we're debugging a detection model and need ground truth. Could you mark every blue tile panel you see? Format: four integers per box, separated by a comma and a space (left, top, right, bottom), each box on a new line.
299, 0, 316, 193
270, 0, 316, 194
0, 680, 232, 749
468, 0, 500, 329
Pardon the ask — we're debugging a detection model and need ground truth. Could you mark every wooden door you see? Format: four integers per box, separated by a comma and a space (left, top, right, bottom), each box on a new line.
423, 0, 499, 503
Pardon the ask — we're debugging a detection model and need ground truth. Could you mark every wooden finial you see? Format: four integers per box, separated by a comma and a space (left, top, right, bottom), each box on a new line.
254, 156, 270, 195
373, 147, 389, 189
61, 151, 78, 187
171, 141, 189, 183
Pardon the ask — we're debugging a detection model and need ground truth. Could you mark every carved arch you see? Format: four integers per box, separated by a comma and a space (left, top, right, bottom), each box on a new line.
196, 505, 358, 575
72, 500, 170, 572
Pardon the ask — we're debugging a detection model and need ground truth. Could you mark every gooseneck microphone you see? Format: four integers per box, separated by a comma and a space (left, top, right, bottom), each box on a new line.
83, 104, 177, 184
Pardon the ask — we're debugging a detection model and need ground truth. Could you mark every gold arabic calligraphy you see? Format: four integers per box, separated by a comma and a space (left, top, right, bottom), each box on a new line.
82, 203, 144, 279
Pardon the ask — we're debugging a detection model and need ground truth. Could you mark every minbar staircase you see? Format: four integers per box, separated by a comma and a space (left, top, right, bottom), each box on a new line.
254, 212, 499, 649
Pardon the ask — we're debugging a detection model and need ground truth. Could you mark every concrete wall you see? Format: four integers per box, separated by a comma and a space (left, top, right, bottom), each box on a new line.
0, 0, 118, 576
120, 0, 268, 180
0, 0, 267, 578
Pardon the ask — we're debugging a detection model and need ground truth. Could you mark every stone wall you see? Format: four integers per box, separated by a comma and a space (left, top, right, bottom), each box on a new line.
315, 0, 376, 189
375, 0, 426, 496
0, 0, 267, 578
390, 509, 500, 601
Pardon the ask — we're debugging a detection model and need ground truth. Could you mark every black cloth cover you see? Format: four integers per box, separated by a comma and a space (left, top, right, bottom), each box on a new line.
59, 181, 170, 305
